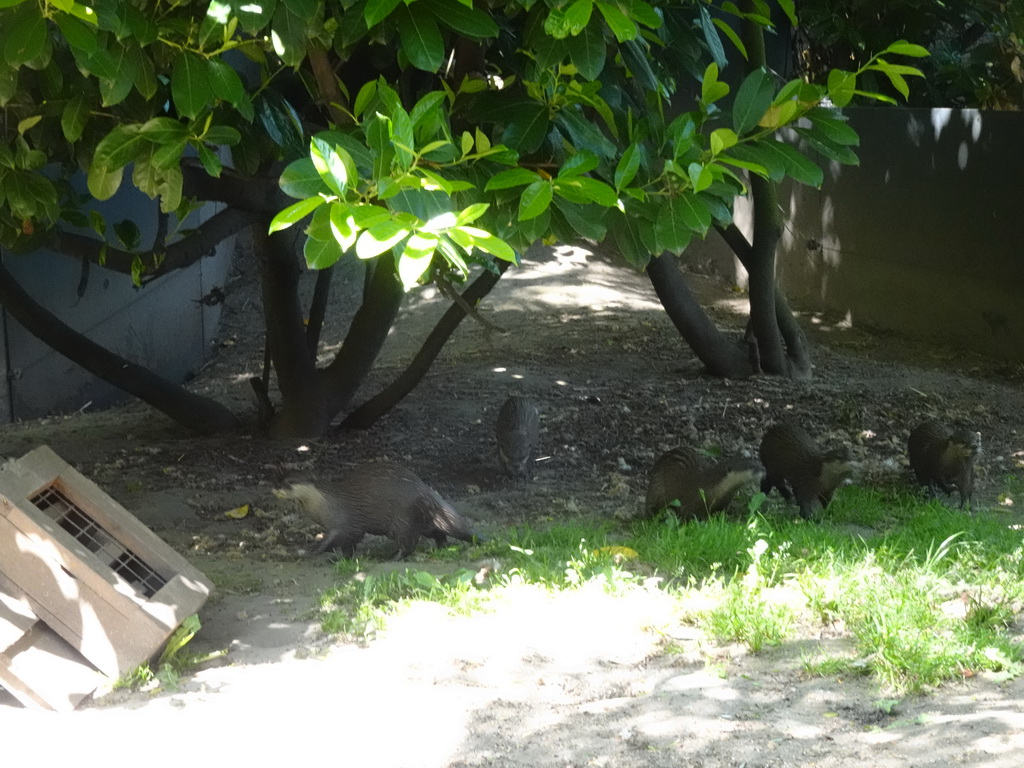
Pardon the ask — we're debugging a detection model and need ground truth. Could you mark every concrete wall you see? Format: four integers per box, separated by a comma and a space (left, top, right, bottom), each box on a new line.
701, 107, 1024, 362
0, 181, 233, 421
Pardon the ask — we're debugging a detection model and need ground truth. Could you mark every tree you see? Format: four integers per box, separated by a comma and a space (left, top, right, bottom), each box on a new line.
0, 0, 925, 437
794, 0, 1023, 109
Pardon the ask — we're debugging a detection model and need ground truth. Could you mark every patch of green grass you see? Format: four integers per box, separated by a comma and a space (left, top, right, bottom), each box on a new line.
319, 566, 488, 638
315, 481, 1024, 694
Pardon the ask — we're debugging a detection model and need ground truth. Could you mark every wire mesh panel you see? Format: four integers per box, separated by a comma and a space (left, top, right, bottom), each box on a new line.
30, 485, 168, 598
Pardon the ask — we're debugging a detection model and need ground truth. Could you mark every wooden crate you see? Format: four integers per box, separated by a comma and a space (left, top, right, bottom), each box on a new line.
0, 445, 212, 706
0, 573, 103, 712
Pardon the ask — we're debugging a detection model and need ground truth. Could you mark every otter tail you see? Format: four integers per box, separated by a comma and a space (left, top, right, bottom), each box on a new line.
419, 492, 483, 544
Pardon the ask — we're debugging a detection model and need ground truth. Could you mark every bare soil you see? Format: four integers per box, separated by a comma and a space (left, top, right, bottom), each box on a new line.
3, 245, 1024, 765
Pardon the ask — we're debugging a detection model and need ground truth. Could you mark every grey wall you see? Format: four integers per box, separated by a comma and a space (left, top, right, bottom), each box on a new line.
703, 107, 1024, 362
0, 181, 233, 421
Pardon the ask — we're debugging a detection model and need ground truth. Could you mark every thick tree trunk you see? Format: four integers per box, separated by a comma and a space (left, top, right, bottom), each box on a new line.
646, 254, 751, 377
265, 253, 404, 437
342, 260, 511, 429
717, 220, 812, 380
0, 261, 240, 434
743, 174, 788, 374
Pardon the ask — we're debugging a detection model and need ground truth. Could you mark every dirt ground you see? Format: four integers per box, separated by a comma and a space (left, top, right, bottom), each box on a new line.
2, 245, 1024, 765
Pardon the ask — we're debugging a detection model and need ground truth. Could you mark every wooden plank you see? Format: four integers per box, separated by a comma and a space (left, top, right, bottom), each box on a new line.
0, 622, 103, 712
0, 517, 166, 676
0, 573, 36, 653
16, 446, 213, 592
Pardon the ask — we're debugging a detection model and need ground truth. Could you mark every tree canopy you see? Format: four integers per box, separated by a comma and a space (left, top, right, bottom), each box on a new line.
0, 0, 927, 436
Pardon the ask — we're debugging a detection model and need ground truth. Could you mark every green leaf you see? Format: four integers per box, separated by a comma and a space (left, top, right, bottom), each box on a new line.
596, 1, 636, 43
696, 3, 726, 69
236, 0, 276, 34
398, 232, 439, 288
564, 0, 593, 34
207, 58, 246, 108
269, 196, 324, 233
610, 211, 650, 268
195, 143, 223, 177
353, 80, 377, 119
654, 198, 693, 255
501, 103, 550, 154
329, 202, 359, 252
757, 99, 801, 130
558, 150, 599, 178
356, 219, 412, 259
793, 127, 859, 166
310, 136, 356, 197
4, 8, 45, 67
54, 14, 98, 53
485, 168, 542, 191
396, 4, 444, 73
364, 0, 402, 29
518, 180, 553, 221
762, 140, 823, 187
350, 204, 392, 229
61, 95, 89, 142
172, 52, 213, 120
129, 41, 158, 101
113, 219, 141, 250
624, 0, 662, 29
93, 124, 148, 170
566, 18, 606, 80
874, 66, 909, 100
139, 117, 189, 143
257, 90, 305, 157
881, 40, 929, 58
306, 202, 335, 241
0, 65, 16, 107
270, 2, 309, 67
733, 68, 774, 134
455, 203, 489, 225
204, 125, 242, 145
701, 63, 730, 105
152, 139, 186, 169
805, 109, 859, 146
677, 191, 711, 232
423, 0, 498, 38
305, 234, 344, 270
775, 0, 797, 27
710, 128, 738, 155
98, 41, 137, 107
87, 163, 124, 201
553, 177, 617, 207
827, 69, 856, 108
614, 144, 640, 190
553, 199, 605, 241
687, 163, 713, 193
721, 145, 776, 181
452, 225, 516, 262
712, 17, 746, 59
555, 108, 616, 159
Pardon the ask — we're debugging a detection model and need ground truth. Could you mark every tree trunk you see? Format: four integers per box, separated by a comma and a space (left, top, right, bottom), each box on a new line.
646, 254, 751, 377
717, 222, 812, 379
0, 260, 240, 434
306, 265, 333, 358
265, 252, 405, 437
342, 261, 511, 429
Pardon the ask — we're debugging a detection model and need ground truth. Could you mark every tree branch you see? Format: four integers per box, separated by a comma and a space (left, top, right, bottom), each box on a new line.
180, 164, 292, 213
0, 261, 240, 434
51, 207, 261, 278
342, 261, 510, 429
646, 254, 751, 378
